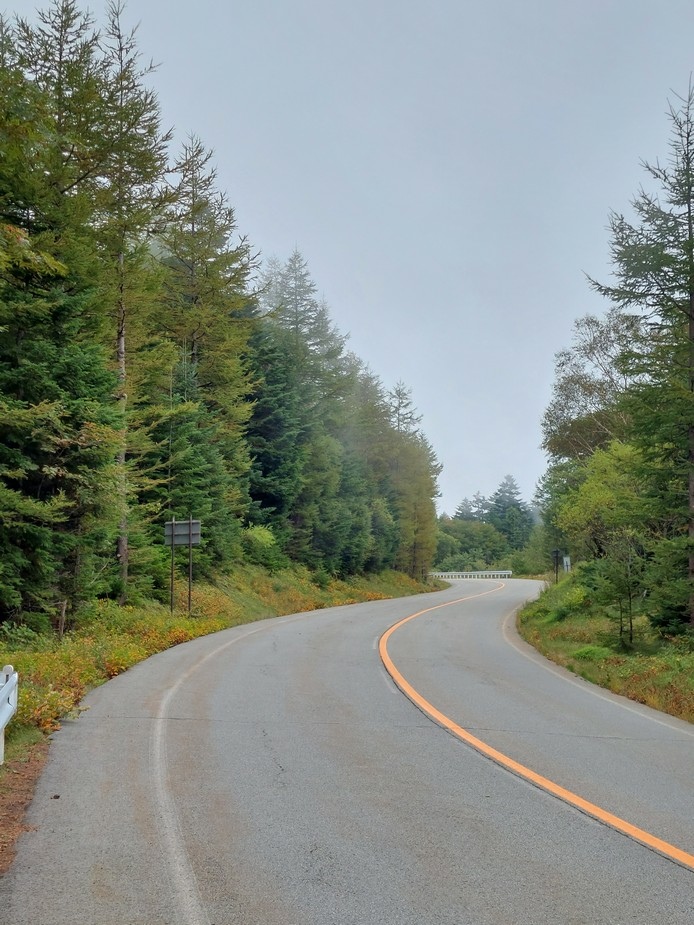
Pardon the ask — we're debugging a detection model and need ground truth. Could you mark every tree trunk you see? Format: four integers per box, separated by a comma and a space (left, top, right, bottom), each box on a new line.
116, 252, 128, 603
57, 599, 67, 639
686, 151, 694, 626
689, 316, 694, 625
688, 199, 694, 625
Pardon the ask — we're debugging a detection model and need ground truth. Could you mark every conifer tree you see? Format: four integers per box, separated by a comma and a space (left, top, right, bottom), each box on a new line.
13, 0, 108, 233
140, 360, 242, 577
486, 475, 533, 550
155, 137, 255, 554
0, 175, 119, 624
259, 250, 348, 421
97, 0, 171, 599
245, 324, 305, 546
159, 136, 254, 428
390, 432, 440, 579
592, 86, 694, 625
388, 380, 422, 435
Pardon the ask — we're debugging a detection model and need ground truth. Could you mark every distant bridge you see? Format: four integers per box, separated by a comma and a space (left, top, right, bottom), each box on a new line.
430, 570, 512, 580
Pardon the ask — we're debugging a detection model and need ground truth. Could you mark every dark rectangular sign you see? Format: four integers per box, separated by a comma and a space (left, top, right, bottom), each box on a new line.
164, 520, 202, 546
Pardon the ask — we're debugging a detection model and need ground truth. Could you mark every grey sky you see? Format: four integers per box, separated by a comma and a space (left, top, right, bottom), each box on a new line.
9, 0, 694, 512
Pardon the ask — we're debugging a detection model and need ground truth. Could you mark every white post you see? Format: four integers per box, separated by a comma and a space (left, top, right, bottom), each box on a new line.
1, 665, 19, 766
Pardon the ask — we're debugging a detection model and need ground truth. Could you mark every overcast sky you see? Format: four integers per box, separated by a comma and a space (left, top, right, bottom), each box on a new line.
9, 0, 694, 513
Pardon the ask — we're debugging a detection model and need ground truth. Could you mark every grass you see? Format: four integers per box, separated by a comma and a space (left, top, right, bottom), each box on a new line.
0, 565, 440, 743
1, 723, 45, 766
517, 575, 694, 723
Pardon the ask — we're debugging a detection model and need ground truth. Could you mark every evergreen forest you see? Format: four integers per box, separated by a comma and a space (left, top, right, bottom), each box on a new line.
2, 0, 693, 646
532, 88, 694, 635
433, 474, 540, 575
0, 0, 441, 631
436, 88, 694, 639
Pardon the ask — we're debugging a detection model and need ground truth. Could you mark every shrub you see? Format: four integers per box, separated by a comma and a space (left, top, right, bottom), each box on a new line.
554, 584, 590, 620
241, 526, 288, 570
572, 644, 614, 661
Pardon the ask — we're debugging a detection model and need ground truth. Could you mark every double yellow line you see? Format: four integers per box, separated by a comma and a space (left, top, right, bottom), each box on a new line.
379, 586, 694, 872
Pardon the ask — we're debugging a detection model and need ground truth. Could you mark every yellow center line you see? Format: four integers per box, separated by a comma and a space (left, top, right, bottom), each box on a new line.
378, 583, 694, 872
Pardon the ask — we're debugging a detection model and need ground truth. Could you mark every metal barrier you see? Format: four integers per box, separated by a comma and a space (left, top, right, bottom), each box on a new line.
430, 570, 513, 580
1, 665, 19, 765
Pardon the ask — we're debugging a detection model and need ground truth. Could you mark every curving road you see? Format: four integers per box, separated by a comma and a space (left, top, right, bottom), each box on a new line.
2, 579, 694, 924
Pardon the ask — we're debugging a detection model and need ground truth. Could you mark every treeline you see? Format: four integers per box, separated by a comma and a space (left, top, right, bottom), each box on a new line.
434, 475, 542, 574
536, 88, 694, 634
0, 1, 440, 629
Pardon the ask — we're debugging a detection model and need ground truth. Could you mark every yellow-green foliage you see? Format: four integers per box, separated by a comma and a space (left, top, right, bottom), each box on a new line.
518, 578, 694, 723
2, 567, 433, 736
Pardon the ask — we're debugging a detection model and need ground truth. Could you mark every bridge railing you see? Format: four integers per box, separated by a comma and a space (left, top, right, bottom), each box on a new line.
430, 570, 512, 580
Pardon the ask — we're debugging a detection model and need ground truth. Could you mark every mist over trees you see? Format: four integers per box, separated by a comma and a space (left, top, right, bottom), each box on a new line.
0, 1, 441, 629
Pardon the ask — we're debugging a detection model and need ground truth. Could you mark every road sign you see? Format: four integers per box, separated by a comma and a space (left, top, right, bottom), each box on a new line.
164, 519, 201, 546
165, 517, 202, 613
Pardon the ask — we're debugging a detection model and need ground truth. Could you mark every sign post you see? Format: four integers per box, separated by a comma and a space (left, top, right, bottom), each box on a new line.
164, 517, 202, 613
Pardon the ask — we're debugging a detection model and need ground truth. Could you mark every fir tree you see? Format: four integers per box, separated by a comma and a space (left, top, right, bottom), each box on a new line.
486, 475, 533, 550
591, 86, 694, 625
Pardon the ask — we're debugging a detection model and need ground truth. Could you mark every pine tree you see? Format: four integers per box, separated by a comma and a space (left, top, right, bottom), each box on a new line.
259, 250, 348, 422
388, 380, 422, 435
13, 0, 109, 233
0, 214, 119, 624
453, 492, 489, 521
97, 0, 171, 599
486, 475, 533, 550
591, 86, 694, 625
389, 429, 441, 580
9, 1, 174, 604
154, 137, 256, 556
245, 324, 305, 546
140, 360, 242, 578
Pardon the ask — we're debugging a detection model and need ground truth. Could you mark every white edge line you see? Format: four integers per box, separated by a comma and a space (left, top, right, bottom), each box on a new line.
501, 607, 694, 738
149, 607, 334, 924
151, 625, 265, 925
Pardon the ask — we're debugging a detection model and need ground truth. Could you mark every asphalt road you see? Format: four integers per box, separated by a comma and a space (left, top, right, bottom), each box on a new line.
2, 579, 693, 924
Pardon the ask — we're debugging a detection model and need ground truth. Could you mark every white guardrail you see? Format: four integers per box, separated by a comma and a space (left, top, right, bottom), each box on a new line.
1, 664, 19, 765
430, 570, 513, 580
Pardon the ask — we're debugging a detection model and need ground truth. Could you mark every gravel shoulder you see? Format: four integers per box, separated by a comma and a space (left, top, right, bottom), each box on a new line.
0, 739, 49, 875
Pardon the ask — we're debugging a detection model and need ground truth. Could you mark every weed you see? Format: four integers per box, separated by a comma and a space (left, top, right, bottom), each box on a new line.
572, 645, 614, 661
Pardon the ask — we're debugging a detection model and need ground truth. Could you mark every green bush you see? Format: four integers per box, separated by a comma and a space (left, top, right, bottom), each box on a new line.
241, 526, 289, 571
572, 644, 614, 661
554, 584, 591, 620
0, 622, 49, 650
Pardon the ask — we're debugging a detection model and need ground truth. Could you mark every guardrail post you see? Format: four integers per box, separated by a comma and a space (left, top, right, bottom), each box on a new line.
1, 664, 19, 766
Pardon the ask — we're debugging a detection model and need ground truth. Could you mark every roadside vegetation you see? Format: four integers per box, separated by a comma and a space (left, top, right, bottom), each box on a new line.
500, 88, 694, 722
517, 573, 694, 724
433, 473, 545, 576
1, 566, 437, 756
